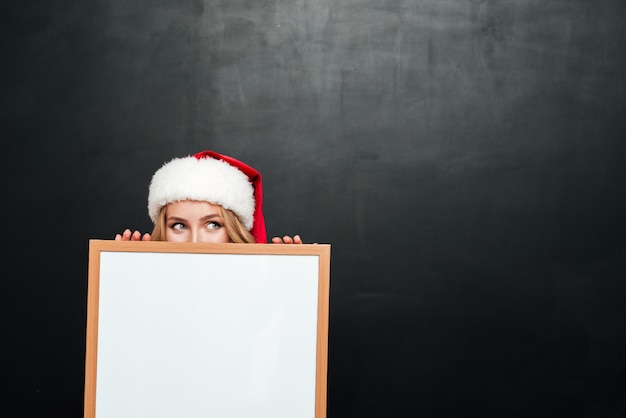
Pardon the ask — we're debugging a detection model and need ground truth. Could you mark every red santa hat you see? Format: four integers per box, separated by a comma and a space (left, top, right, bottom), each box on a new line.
147, 150, 267, 243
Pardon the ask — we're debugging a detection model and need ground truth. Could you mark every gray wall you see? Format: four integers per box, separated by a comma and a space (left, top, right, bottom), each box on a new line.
4, 1, 626, 417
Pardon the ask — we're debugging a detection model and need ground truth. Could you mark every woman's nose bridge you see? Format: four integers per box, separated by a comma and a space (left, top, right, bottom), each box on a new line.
190, 227, 199, 243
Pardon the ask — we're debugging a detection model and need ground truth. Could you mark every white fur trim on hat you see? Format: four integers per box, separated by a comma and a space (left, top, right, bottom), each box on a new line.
147, 156, 255, 229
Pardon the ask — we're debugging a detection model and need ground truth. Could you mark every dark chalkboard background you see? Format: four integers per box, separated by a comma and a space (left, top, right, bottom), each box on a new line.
3, 1, 625, 417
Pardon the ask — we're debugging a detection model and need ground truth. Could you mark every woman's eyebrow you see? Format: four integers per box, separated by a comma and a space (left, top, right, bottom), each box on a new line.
199, 214, 222, 222
167, 214, 222, 222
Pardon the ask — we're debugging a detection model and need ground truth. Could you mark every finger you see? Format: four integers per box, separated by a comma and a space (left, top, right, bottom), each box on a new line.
115, 234, 122, 241
122, 229, 132, 240
271, 237, 283, 244
131, 230, 142, 241
142, 233, 151, 241
283, 235, 293, 244
294, 234, 302, 244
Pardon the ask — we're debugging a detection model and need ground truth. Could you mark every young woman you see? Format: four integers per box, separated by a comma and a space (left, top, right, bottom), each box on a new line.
115, 150, 302, 244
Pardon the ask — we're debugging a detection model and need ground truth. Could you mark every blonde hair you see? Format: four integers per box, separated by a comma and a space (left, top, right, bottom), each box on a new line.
150, 202, 256, 243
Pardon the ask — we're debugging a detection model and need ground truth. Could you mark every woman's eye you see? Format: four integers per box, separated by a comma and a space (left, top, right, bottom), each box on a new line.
206, 221, 222, 231
170, 223, 186, 230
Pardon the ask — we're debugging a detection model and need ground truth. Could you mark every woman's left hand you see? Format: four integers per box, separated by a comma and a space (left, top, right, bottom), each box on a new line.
271, 235, 303, 244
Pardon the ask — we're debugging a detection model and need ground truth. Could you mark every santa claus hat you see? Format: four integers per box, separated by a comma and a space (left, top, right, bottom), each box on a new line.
147, 150, 267, 243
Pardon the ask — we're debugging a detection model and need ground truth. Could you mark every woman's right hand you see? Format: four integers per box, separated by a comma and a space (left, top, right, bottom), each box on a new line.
115, 229, 151, 241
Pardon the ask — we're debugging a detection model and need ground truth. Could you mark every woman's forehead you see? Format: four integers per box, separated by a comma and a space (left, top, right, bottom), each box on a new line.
165, 200, 223, 217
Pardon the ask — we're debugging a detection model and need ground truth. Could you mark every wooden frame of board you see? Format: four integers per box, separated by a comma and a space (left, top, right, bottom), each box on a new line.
84, 240, 330, 418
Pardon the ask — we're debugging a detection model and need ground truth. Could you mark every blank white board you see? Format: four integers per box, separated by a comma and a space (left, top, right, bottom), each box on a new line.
84, 240, 330, 418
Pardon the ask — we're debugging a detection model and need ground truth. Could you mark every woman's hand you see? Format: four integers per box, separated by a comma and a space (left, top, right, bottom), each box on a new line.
271, 235, 303, 244
115, 229, 151, 241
